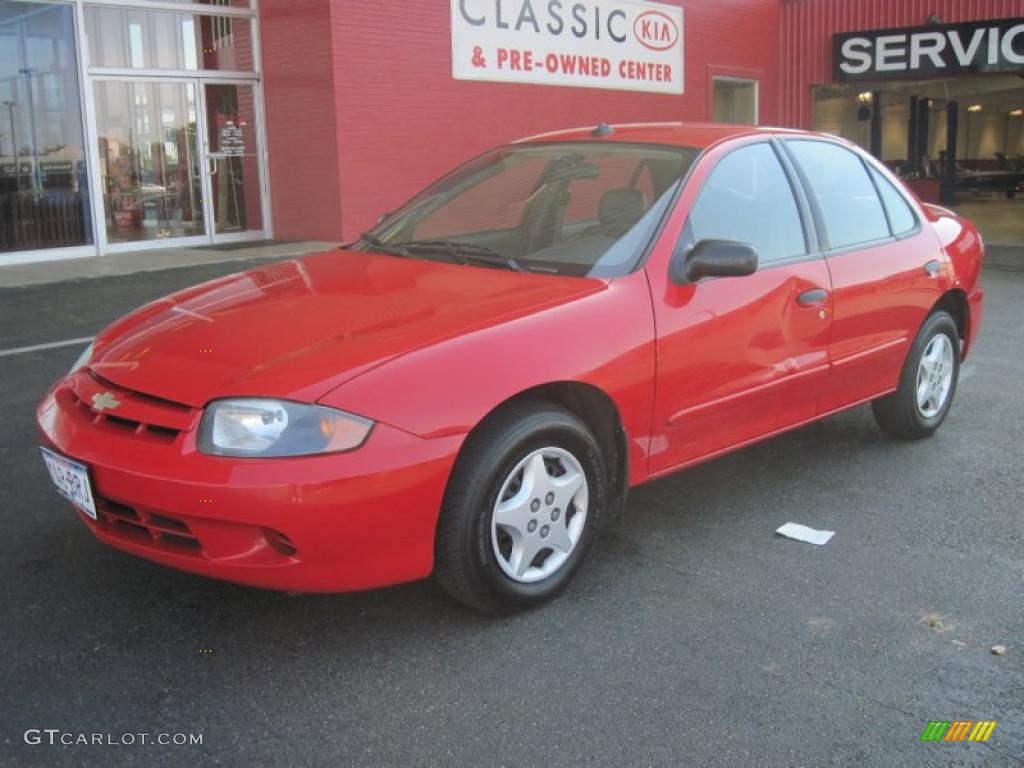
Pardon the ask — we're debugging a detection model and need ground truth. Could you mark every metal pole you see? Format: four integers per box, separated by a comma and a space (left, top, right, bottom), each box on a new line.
907, 96, 919, 174
19, 67, 41, 193
870, 91, 883, 160
917, 99, 930, 171
17, 17, 41, 194
3, 101, 19, 189
943, 101, 959, 204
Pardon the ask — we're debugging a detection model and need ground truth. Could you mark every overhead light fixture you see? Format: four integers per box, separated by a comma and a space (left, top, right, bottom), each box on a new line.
966, 104, 983, 112
1010, 109, 1024, 117
857, 91, 873, 104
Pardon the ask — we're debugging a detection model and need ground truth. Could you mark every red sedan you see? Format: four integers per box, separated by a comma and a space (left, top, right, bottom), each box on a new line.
37, 123, 984, 613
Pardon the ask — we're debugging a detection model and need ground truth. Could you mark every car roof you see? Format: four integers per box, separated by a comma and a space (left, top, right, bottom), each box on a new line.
516, 121, 820, 150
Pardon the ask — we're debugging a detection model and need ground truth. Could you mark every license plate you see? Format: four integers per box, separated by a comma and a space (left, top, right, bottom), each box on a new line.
40, 447, 97, 520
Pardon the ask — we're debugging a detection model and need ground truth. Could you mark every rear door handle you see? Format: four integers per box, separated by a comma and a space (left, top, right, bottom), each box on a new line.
923, 260, 941, 277
796, 288, 829, 307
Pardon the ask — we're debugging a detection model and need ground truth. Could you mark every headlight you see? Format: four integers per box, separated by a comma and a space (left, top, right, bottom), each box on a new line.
198, 399, 374, 458
69, 341, 94, 374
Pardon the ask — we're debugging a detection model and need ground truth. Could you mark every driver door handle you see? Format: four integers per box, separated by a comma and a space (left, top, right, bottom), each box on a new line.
923, 259, 941, 278
796, 288, 829, 307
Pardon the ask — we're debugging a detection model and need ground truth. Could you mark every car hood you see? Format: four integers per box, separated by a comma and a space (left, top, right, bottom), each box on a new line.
87, 249, 604, 407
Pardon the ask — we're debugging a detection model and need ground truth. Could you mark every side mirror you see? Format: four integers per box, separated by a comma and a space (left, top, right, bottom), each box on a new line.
669, 239, 758, 284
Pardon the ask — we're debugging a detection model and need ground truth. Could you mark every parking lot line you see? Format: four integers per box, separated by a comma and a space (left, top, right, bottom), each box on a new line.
0, 337, 93, 358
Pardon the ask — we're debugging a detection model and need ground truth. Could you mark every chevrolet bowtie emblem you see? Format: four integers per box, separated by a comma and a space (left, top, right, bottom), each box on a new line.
91, 392, 121, 411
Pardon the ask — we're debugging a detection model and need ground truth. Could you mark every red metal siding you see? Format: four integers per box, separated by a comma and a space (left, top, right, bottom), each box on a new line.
262, 0, 779, 242
780, 0, 1024, 128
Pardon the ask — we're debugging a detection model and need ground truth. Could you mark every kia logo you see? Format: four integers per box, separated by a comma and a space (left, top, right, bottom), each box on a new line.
634, 11, 679, 51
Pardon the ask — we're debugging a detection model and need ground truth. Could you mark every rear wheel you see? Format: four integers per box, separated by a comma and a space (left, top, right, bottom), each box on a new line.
435, 400, 607, 614
871, 311, 960, 439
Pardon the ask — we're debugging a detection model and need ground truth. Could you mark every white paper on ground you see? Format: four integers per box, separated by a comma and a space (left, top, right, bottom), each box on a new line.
776, 522, 835, 546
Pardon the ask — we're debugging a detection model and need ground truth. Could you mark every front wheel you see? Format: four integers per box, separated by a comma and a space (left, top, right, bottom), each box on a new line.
871, 310, 960, 439
435, 401, 608, 614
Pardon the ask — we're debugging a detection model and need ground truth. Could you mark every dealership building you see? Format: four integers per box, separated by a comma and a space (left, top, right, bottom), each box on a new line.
1, 0, 1022, 266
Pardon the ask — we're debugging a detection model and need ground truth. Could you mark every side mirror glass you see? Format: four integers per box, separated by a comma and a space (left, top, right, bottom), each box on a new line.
669, 239, 758, 284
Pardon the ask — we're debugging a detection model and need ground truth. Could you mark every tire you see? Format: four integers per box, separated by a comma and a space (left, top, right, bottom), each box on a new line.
435, 400, 608, 614
871, 310, 960, 439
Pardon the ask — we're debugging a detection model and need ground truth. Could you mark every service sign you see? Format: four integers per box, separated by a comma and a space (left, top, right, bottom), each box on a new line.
452, 0, 684, 94
834, 18, 1024, 81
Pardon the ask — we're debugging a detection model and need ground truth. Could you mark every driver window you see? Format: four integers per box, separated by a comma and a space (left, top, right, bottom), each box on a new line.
688, 142, 807, 265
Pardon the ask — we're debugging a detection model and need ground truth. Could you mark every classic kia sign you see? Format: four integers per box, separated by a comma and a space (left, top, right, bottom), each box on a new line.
451, 0, 684, 94
834, 18, 1024, 81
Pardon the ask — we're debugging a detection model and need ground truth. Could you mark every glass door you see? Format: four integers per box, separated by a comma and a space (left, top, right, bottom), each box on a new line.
93, 79, 206, 246
202, 81, 265, 241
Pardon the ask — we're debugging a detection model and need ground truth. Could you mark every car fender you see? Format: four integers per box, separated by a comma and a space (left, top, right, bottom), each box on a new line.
318, 270, 657, 485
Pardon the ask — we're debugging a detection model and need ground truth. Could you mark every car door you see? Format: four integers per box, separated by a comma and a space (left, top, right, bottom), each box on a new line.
646, 139, 833, 475
780, 139, 953, 413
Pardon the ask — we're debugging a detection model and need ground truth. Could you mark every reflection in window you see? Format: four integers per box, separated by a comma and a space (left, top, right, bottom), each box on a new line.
689, 143, 806, 264
869, 165, 917, 236
0, 0, 91, 253
787, 140, 891, 250
94, 81, 204, 244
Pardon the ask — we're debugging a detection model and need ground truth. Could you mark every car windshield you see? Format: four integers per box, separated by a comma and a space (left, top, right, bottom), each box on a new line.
357, 141, 699, 277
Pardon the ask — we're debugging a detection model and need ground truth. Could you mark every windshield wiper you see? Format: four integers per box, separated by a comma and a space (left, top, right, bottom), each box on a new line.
396, 240, 528, 272
358, 231, 410, 258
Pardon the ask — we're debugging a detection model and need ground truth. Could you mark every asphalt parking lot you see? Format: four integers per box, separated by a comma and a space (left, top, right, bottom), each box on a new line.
1, 252, 1021, 767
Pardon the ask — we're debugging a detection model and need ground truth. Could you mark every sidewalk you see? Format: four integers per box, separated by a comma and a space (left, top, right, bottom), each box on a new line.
0, 240, 336, 289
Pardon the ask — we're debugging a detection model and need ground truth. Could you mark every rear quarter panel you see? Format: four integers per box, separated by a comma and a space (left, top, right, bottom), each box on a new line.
923, 203, 985, 355
924, 203, 984, 291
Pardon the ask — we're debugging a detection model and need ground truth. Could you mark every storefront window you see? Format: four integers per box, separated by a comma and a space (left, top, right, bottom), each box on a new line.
94, 80, 204, 244
0, 0, 92, 254
85, 7, 254, 72
140, 0, 252, 7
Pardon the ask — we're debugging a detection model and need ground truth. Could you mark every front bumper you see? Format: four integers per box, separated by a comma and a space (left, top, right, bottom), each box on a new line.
36, 374, 464, 592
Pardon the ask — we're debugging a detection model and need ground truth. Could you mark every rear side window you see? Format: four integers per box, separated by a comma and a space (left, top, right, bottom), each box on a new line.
786, 140, 890, 250
868, 166, 917, 236
688, 142, 806, 265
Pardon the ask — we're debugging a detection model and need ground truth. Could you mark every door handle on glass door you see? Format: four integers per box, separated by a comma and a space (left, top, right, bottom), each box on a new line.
796, 288, 828, 307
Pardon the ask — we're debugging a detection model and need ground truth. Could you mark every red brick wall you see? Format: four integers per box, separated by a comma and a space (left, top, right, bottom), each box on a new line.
780, 0, 1024, 128
260, 1, 344, 241
261, 0, 779, 242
